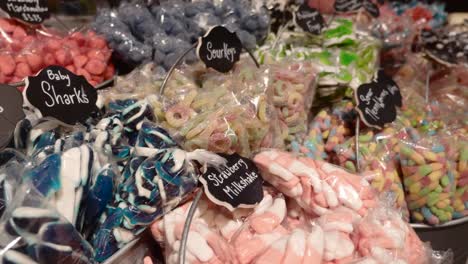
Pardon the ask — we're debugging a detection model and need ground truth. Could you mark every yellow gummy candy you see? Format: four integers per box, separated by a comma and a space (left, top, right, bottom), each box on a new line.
409, 182, 421, 194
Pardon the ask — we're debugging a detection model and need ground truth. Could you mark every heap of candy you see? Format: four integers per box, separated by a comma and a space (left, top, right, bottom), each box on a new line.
149, 150, 431, 264
390, 0, 447, 29
257, 18, 380, 102
0, 1, 465, 263
0, 18, 115, 87
0, 183, 95, 264
93, 0, 270, 71
100, 58, 319, 155
0, 97, 229, 263
153, 60, 283, 157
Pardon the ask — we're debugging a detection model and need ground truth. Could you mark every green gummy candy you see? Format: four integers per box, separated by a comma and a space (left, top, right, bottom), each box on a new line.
461, 147, 468, 161
427, 192, 439, 206
438, 214, 448, 222
338, 38, 356, 47
317, 50, 332, 65
446, 206, 454, 213
456, 187, 467, 195
358, 133, 372, 142
441, 176, 450, 187
404, 178, 414, 187
357, 45, 375, 67
339, 51, 358, 66
337, 70, 352, 82
430, 206, 440, 214
400, 145, 413, 156
420, 187, 431, 196
324, 19, 353, 39
435, 186, 443, 193
418, 165, 432, 176
344, 161, 356, 172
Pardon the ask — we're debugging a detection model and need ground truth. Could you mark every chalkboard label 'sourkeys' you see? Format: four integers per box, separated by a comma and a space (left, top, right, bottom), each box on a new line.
0, 84, 25, 150
199, 153, 264, 211
197, 26, 242, 73
24, 66, 98, 126
355, 70, 401, 129
0, 0, 49, 24
295, 4, 325, 35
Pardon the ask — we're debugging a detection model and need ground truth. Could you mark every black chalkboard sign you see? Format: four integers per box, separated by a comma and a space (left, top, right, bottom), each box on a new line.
377, 70, 402, 107
355, 70, 401, 129
335, 0, 380, 17
421, 29, 468, 67
0, 84, 25, 150
295, 4, 325, 35
335, 0, 363, 13
363, 0, 380, 17
199, 153, 264, 211
24, 66, 98, 126
197, 26, 242, 73
0, 0, 49, 24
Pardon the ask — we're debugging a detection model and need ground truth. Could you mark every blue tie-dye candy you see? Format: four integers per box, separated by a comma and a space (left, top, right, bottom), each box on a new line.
92, 124, 197, 262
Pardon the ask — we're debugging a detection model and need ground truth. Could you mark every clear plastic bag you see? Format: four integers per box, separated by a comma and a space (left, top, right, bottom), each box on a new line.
399, 131, 459, 225
99, 63, 163, 105
0, 149, 27, 218
149, 149, 450, 264
254, 149, 377, 217
0, 17, 115, 88
155, 59, 283, 158
90, 119, 227, 262
267, 60, 318, 145
256, 17, 380, 106
292, 100, 355, 161
93, 0, 270, 71
0, 182, 95, 264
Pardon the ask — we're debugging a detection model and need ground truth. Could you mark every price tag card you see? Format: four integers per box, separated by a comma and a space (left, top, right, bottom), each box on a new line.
355, 70, 402, 129
0, 0, 49, 24
0, 84, 25, 150
197, 26, 242, 73
199, 153, 264, 211
24, 66, 98, 126
295, 4, 325, 35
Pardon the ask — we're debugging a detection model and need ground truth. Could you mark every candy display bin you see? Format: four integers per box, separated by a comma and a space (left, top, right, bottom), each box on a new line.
413, 217, 468, 264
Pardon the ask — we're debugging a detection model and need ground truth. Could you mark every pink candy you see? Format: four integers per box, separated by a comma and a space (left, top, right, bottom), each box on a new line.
149, 151, 432, 264
254, 150, 376, 217
0, 18, 115, 88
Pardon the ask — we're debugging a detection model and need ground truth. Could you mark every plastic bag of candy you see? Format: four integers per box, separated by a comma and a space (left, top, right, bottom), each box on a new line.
155, 59, 283, 158
93, 0, 270, 72
0, 17, 115, 88
99, 63, 163, 104
334, 127, 409, 214
0, 149, 27, 218
257, 17, 380, 108
0, 182, 95, 264
399, 129, 460, 225
147, 149, 453, 264
89, 120, 229, 262
267, 60, 318, 145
